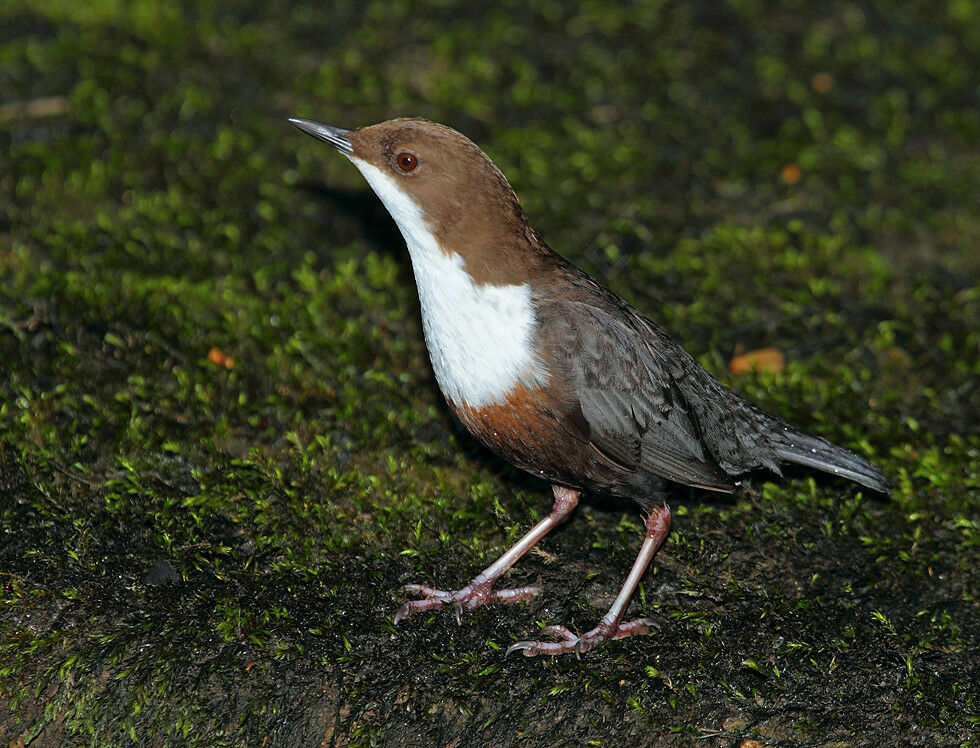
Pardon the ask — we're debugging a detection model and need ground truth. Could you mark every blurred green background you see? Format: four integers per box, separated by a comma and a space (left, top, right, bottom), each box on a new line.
1, 0, 977, 745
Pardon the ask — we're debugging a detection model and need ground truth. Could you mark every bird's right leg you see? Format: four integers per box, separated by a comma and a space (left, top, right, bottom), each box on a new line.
394, 485, 580, 624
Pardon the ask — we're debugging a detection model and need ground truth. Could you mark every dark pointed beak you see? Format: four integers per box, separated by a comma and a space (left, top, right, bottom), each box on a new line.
289, 117, 354, 155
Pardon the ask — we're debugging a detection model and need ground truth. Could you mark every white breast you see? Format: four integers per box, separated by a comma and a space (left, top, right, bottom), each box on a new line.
349, 157, 549, 408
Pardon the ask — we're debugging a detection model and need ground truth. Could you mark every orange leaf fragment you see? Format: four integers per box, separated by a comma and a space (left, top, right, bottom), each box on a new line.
208, 347, 235, 369
811, 72, 834, 93
729, 348, 785, 375
780, 163, 802, 185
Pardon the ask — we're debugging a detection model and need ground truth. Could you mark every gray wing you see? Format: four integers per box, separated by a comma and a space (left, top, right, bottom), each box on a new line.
543, 299, 734, 493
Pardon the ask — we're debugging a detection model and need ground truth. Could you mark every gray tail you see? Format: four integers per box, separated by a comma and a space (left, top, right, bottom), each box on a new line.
772, 425, 890, 494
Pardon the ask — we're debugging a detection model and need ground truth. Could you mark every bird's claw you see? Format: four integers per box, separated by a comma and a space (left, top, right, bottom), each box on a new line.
394, 581, 542, 624
393, 584, 453, 624
506, 616, 657, 657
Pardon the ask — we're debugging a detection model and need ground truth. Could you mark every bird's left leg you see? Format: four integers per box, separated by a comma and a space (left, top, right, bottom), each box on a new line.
394, 486, 580, 624
507, 501, 671, 656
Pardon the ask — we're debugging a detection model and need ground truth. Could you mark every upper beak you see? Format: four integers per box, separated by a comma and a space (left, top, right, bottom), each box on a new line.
289, 117, 354, 155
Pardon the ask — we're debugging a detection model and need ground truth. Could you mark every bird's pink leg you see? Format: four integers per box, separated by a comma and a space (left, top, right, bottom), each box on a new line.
507, 502, 671, 656
395, 486, 580, 624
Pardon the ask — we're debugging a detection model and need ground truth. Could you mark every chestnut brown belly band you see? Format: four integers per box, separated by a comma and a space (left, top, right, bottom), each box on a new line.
453, 384, 589, 486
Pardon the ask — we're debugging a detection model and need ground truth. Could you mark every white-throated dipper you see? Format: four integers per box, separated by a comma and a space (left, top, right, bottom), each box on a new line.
290, 116, 890, 657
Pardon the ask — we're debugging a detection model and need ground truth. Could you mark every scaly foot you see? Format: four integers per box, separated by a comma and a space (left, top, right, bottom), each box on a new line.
506, 616, 656, 657
393, 487, 580, 627
394, 580, 542, 624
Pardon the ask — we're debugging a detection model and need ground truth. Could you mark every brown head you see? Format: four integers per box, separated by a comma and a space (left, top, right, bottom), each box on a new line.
290, 117, 555, 285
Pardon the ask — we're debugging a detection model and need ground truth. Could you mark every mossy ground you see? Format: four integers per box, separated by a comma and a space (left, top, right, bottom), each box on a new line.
1, 1, 977, 745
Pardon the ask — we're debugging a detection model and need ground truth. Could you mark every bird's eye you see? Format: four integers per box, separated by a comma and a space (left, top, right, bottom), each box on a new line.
396, 152, 418, 172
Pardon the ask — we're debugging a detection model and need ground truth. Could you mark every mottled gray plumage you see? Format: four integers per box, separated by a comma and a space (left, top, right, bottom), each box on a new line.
533, 260, 890, 506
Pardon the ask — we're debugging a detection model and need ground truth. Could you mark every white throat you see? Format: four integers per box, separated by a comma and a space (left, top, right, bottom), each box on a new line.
349, 157, 548, 408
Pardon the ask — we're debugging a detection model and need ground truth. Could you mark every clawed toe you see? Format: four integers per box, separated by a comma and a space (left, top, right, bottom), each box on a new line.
619, 617, 658, 636
393, 584, 457, 623
505, 640, 536, 656
507, 616, 656, 657
538, 624, 577, 641
393, 581, 542, 624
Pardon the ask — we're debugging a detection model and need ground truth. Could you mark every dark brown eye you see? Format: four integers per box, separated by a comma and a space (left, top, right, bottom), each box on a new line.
396, 152, 418, 172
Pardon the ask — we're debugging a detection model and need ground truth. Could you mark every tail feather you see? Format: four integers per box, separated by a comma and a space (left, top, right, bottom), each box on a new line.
771, 425, 890, 494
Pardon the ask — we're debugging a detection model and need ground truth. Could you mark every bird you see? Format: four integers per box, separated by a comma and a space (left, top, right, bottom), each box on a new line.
289, 116, 890, 657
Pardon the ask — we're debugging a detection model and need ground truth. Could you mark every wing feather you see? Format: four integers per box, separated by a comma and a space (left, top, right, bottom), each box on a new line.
543, 299, 733, 493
